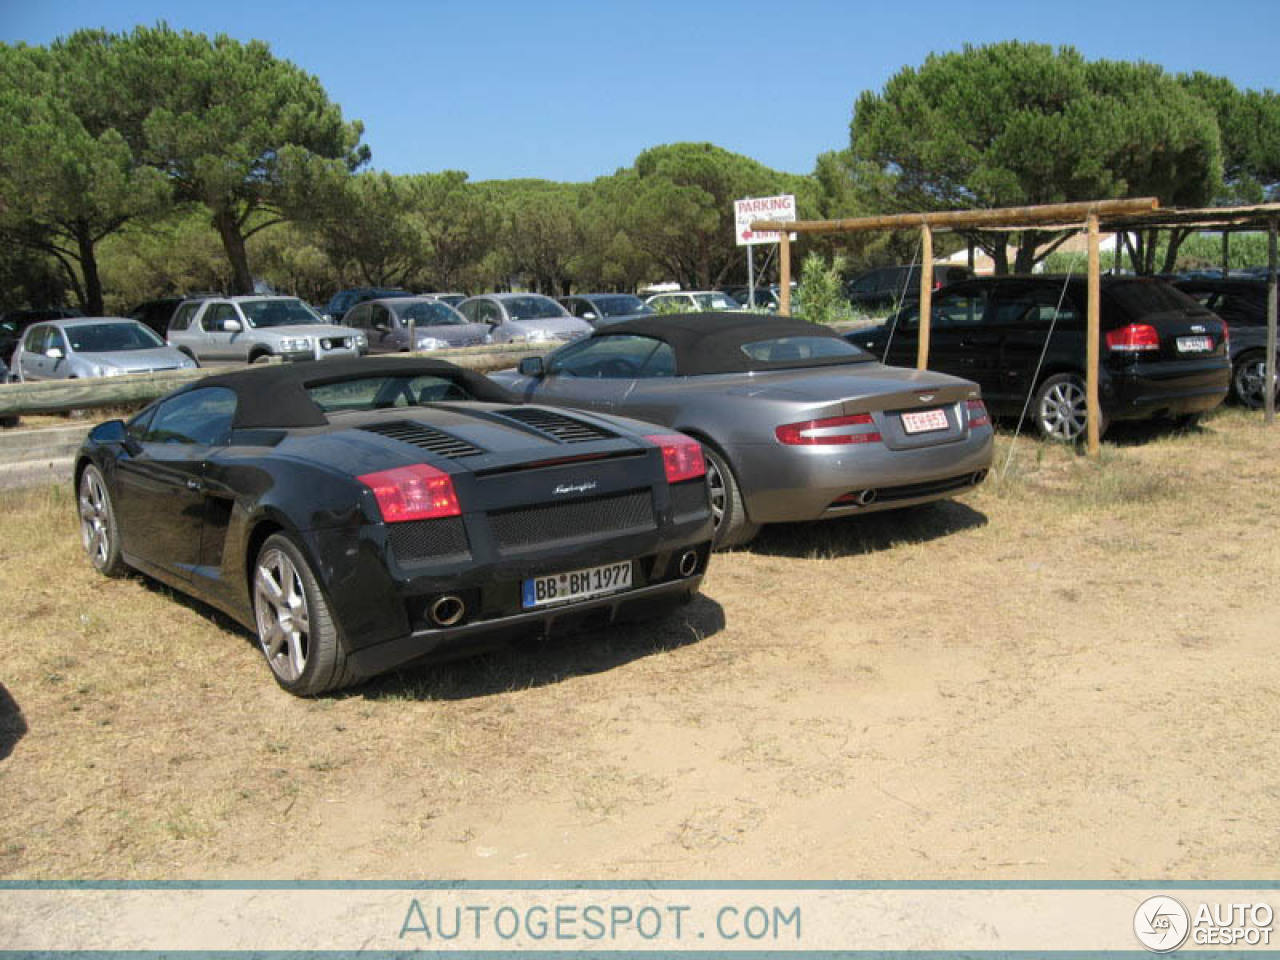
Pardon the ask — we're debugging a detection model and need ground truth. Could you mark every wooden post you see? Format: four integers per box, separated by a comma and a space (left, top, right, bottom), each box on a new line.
917, 224, 933, 370
778, 230, 792, 316
1086, 212, 1101, 457
1222, 231, 1231, 279
1267, 218, 1277, 425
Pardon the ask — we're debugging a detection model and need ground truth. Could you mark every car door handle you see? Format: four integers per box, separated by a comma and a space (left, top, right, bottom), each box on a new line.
185, 478, 202, 491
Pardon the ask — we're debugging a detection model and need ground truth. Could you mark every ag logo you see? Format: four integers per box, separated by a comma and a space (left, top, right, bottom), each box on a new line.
1134, 896, 1190, 952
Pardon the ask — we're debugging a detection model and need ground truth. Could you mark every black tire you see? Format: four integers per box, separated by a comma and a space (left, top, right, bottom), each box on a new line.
704, 446, 759, 550
78, 464, 128, 577
248, 349, 273, 365
1031, 372, 1107, 443
1171, 412, 1203, 431
251, 533, 357, 696
1231, 352, 1276, 409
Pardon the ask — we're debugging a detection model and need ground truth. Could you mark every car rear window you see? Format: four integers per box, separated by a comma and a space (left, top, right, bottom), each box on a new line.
307, 375, 474, 412
1108, 281, 1202, 319
739, 336, 871, 364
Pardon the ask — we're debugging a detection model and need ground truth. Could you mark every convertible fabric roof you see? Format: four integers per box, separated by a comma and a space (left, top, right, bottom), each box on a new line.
192, 357, 513, 429
598, 312, 867, 376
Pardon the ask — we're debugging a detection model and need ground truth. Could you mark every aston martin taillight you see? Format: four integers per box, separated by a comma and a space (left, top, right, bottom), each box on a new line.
358, 464, 461, 522
966, 399, 990, 429
645, 434, 706, 484
775, 412, 882, 445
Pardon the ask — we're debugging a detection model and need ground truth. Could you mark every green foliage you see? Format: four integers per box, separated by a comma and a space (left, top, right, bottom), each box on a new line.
851, 42, 1223, 272
0, 39, 170, 312
1179, 72, 1280, 201
796, 253, 855, 325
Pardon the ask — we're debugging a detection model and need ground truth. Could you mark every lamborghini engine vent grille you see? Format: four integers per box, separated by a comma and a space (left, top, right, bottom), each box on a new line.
497, 407, 616, 444
359, 421, 485, 459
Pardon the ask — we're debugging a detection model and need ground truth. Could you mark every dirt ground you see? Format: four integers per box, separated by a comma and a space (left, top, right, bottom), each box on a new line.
1, 408, 1278, 880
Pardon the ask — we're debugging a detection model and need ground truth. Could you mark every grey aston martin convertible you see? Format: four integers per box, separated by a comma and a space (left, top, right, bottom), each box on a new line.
490, 313, 995, 547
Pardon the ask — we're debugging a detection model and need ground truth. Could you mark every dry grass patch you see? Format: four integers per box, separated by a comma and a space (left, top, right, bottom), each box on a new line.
1, 407, 1278, 879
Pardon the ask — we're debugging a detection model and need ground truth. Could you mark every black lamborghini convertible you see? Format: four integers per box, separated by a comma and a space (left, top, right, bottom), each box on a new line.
75, 357, 713, 694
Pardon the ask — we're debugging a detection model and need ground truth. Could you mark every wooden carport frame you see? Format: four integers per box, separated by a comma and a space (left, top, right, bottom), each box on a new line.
753, 198, 1280, 457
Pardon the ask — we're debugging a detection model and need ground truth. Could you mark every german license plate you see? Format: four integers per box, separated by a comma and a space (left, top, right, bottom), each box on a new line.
901, 408, 949, 434
1177, 335, 1212, 352
522, 561, 633, 609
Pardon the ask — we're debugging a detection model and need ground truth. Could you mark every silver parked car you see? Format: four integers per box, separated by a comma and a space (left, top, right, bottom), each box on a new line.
645, 290, 744, 313
12, 318, 197, 381
167, 296, 367, 364
342, 297, 492, 353
491, 313, 994, 548
456, 293, 592, 345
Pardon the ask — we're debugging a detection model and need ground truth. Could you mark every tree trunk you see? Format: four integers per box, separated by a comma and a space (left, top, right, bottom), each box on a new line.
1014, 231, 1040, 273
72, 221, 105, 315
213, 207, 254, 295
1161, 228, 1191, 274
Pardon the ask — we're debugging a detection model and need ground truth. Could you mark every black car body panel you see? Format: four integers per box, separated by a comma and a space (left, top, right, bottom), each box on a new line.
75, 358, 712, 682
852, 276, 1230, 423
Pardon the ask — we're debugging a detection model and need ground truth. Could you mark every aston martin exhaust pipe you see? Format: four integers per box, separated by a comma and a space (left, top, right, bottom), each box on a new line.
678, 551, 699, 577
857, 489, 878, 506
429, 595, 466, 628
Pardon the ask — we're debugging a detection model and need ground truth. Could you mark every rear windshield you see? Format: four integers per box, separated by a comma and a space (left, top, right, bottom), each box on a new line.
306, 375, 474, 412
1108, 281, 1202, 319
67, 322, 165, 353
739, 336, 871, 364
242, 299, 323, 328
593, 295, 653, 317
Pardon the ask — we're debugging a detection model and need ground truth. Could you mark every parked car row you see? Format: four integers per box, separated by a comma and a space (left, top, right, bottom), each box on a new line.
73, 311, 995, 697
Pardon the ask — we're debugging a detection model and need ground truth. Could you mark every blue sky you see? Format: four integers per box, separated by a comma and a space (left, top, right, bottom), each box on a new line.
2, 0, 1276, 183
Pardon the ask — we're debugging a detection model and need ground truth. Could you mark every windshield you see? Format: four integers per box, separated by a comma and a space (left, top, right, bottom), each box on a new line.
504, 296, 568, 320
307, 375, 474, 412
241, 299, 324, 328
694, 292, 743, 311
397, 302, 466, 326
66, 322, 165, 353
739, 336, 872, 364
592, 295, 653, 317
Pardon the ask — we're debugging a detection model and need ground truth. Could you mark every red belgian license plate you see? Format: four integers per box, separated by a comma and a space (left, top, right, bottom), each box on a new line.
901, 408, 949, 434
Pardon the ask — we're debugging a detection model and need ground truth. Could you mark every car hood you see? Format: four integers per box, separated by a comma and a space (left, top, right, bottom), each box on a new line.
414, 323, 491, 346
507, 317, 592, 336
73, 347, 191, 371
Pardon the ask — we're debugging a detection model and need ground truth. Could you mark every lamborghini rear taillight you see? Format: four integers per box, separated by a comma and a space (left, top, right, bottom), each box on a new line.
776, 412, 882, 445
646, 434, 706, 484
358, 463, 461, 522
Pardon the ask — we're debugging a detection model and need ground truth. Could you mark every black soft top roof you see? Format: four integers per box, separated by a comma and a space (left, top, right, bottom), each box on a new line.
191, 357, 513, 429
597, 312, 868, 375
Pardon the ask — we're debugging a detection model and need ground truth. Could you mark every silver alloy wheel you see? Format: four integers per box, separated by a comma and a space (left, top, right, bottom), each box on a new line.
1038, 379, 1087, 441
1235, 357, 1273, 409
705, 455, 726, 529
78, 469, 111, 568
254, 547, 311, 684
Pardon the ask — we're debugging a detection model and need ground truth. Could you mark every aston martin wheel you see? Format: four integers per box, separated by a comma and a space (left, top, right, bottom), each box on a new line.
253, 533, 355, 696
704, 447, 759, 550
78, 465, 127, 577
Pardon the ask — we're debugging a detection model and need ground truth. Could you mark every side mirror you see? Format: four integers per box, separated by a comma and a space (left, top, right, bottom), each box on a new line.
45, 347, 64, 360
582, 312, 597, 321
517, 356, 545, 378
222, 317, 242, 333
89, 419, 139, 454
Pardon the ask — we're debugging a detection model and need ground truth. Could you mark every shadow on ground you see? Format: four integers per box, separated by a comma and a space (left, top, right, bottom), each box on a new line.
0, 684, 28, 763
745, 499, 988, 559
361, 593, 725, 703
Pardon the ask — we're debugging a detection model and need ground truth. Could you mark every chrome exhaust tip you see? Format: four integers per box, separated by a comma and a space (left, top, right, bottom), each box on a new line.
429, 594, 466, 628
677, 550, 699, 577
971, 469, 988, 486
857, 488, 878, 507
